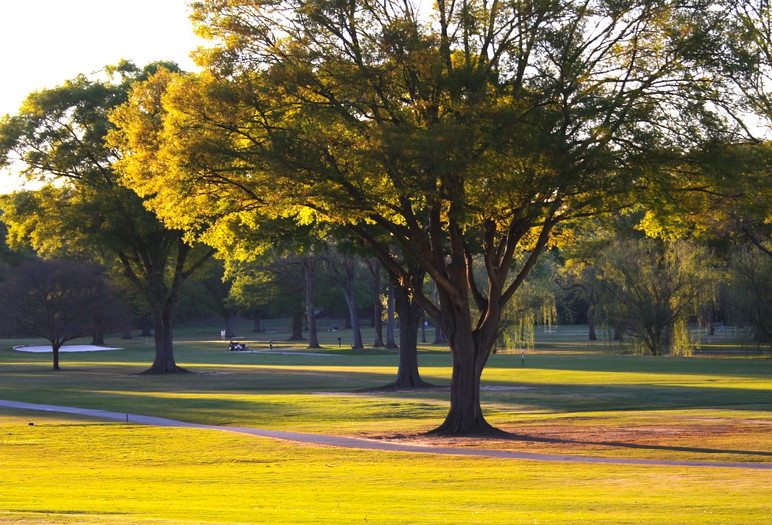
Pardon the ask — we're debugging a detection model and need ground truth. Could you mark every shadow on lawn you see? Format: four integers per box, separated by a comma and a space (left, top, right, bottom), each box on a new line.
496, 430, 772, 458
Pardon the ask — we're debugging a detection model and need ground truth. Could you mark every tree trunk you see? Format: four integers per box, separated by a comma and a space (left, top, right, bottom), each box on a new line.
303, 258, 321, 348
433, 325, 447, 344
381, 283, 432, 389
51, 342, 62, 371
288, 311, 305, 340
91, 326, 106, 346
143, 308, 187, 374
427, 256, 505, 436
587, 275, 598, 341
140, 317, 153, 337
342, 262, 364, 349
344, 289, 364, 349
431, 281, 447, 344
223, 314, 235, 339
369, 259, 384, 347
587, 302, 597, 341
385, 285, 398, 349
427, 315, 501, 436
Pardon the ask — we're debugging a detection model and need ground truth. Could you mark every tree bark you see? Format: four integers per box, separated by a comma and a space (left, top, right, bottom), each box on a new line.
381, 283, 432, 389
143, 308, 187, 374
288, 311, 305, 340
91, 326, 106, 346
427, 307, 502, 436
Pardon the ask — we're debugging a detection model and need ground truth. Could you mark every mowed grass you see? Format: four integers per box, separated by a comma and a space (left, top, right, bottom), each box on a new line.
1, 413, 770, 525
1, 321, 771, 523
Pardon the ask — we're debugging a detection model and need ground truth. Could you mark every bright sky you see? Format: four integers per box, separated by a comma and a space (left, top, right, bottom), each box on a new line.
0, 0, 204, 193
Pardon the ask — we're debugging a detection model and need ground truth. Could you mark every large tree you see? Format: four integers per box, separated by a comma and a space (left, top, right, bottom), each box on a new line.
118, 0, 745, 434
0, 62, 213, 374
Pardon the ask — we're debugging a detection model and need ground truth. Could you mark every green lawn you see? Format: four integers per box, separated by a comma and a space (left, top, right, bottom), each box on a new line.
1, 321, 770, 523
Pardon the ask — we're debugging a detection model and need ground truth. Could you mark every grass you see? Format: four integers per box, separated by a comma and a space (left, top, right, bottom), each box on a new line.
2, 413, 769, 525
1, 319, 771, 523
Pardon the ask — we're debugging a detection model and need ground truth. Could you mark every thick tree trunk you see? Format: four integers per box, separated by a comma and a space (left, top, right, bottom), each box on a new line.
427, 261, 504, 436
143, 309, 187, 374
428, 323, 501, 436
381, 284, 433, 389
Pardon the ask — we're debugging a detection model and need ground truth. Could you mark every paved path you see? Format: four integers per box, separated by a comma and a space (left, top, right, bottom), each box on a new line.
1, 399, 769, 470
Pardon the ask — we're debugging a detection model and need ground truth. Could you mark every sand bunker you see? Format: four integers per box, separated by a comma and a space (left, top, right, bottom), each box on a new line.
13, 345, 122, 353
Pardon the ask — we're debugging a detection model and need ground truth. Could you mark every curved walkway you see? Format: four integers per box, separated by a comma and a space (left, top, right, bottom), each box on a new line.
1, 399, 769, 470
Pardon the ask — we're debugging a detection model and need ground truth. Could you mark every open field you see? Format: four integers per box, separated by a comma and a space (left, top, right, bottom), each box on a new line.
1, 320, 770, 523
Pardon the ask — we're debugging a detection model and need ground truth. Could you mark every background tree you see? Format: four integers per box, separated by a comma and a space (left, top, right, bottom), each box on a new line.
0, 62, 214, 374
498, 252, 560, 352
184, 258, 240, 338
121, 0, 745, 434
0, 259, 122, 370
226, 260, 281, 333
596, 238, 717, 356
726, 244, 772, 345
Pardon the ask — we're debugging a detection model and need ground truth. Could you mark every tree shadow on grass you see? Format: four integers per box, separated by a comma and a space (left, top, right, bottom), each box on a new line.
492, 431, 772, 458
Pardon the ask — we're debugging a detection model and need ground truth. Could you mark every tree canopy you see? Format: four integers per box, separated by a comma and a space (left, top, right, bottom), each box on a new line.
0, 61, 214, 374
111, 0, 756, 434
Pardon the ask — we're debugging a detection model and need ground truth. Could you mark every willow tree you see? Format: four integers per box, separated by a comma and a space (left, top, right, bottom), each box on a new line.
596, 238, 717, 356
115, 0, 741, 434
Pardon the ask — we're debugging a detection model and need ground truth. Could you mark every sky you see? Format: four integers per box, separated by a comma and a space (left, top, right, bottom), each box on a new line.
0, 0, 204, 193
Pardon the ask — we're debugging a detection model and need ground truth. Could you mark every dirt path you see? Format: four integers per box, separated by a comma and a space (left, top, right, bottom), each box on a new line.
1, 399, 769, 470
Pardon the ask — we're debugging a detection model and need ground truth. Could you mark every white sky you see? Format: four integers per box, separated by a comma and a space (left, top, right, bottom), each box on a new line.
0, 0, 204, 193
